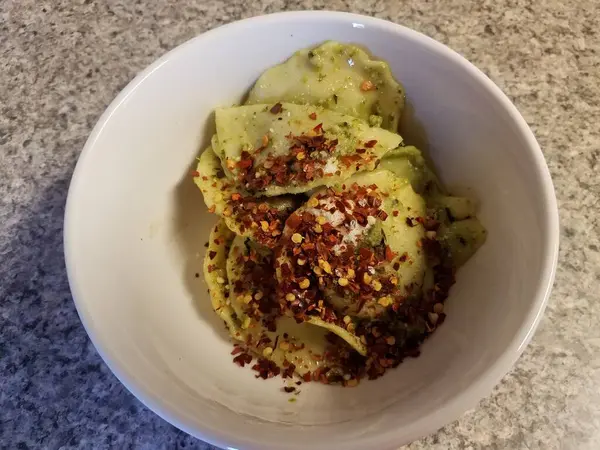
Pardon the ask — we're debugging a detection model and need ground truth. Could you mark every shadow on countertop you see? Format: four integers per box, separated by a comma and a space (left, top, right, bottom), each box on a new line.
0, 168, 216, 449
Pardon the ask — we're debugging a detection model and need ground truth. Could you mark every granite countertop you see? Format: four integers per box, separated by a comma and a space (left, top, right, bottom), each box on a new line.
1, 0, 599, 448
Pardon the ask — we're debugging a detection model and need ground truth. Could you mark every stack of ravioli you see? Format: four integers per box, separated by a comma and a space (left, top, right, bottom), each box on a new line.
194, 42, 486, 384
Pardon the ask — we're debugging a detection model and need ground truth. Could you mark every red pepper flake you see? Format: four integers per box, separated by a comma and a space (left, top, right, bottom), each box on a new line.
359, 247, 373, 262
313, 123, 323, 133
282, 362, 296, 378
340, 154, 361, 167
270, 102, 283, 114
208, 251, 217, 260
251, 357, 281, 379
191, 170, 200, 177
392, 210, 399, 217
360, 80, 375, 91
364, 140, 378, 148
233, 352, 253, 367
237, 158, 253, 169
356, 148, 366, 154
311, 368, 322, 381
280, 263, 292, 278
405, 217, 415, 227
286, 212, 303, 230
377, 210, 388, 221
208, 205, 216, 213
230, 193, 242, 201
385, 245, 396, 262
309, 112, 317, 120
399, 252, 408, 262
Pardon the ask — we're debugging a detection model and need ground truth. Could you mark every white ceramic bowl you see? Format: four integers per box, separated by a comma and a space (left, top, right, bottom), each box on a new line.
64, 11, 559, 450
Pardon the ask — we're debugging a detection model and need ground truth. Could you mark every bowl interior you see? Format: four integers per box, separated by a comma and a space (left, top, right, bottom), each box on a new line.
65, 12, 557, 450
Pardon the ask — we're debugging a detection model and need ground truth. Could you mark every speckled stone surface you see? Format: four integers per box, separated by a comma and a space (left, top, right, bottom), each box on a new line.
1, 0, 598, 449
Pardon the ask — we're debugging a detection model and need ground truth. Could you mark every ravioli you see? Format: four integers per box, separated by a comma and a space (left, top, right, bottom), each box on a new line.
226, 236, 279, 325
225, 235, 365, 373
379, 145, 443, 195
246, 41, 405, 131
276, 170, 425, 325
204, 220, 242, 339
436, 218, 487, 267
214, 103, 402, 196
379, 146, 486, 266
194, 146, 300, 247
340, 170, 427, 309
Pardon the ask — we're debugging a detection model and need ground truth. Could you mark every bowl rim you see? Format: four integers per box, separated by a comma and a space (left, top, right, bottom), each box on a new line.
64, 10, 559, 450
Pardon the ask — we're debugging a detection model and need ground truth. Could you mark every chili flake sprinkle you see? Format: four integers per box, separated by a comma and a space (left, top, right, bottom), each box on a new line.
275, 183, 410, 325
252, 357, 281, 379
224, 194, 297, 247
234, 125, 341, 191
